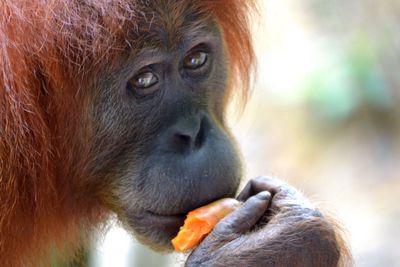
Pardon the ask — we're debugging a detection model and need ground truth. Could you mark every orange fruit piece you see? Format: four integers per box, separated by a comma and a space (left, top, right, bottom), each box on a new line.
171, 198, 240, 252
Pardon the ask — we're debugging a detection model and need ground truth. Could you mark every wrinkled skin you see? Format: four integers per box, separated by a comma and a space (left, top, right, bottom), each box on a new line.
0, 1, 349, 266
85, 3, 346, 266
187, 177, 343, 267
89, 5, 242, 250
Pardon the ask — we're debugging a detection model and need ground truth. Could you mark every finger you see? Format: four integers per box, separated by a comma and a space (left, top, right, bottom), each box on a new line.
251, 176, 288, 195
264, 179, 313, 211
236, 180, 253, 201
213, 191, 271, 236
237, 176, 283, 201
238, 176, 312, 212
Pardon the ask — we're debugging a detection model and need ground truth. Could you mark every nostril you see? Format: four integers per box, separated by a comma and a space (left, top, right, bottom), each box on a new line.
174, 133, 192, 152
164, 114, 209, 154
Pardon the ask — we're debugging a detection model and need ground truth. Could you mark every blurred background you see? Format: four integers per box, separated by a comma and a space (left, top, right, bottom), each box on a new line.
89, 0, 400, 266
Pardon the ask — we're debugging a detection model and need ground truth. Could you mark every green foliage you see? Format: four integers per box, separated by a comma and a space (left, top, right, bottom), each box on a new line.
303, 32, 392, 124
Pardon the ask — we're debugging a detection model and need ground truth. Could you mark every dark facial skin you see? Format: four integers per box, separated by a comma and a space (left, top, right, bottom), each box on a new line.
0, 1, 349, 266
86, 4, 348, 266
89, 17, 241, 249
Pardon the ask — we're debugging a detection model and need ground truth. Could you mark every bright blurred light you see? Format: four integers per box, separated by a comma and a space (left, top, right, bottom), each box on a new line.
91, 225, 132, 267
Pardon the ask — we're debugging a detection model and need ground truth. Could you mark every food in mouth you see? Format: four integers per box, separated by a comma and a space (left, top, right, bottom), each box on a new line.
172, 198, 240, 252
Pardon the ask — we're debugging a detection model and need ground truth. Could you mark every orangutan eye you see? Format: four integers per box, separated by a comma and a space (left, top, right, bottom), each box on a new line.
183, 51, 208, 70
131, 71, 158, 89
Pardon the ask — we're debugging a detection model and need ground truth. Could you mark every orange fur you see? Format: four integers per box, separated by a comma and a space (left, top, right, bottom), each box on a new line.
0, 1, 256, 265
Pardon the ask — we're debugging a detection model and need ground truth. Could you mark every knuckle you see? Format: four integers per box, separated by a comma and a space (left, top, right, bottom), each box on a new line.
212, 220, 239, 239
275, 187, 296, 199
253, 175, 274, 183
254, 176, 284, 191
213, 221, 230, 234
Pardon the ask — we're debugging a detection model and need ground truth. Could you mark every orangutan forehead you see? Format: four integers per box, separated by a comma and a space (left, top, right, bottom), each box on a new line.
19, 0, 213, 69
127, 1, 217, 51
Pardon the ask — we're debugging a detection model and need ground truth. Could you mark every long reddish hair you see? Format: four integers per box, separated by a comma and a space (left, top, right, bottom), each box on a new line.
0, 0, 256, 265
